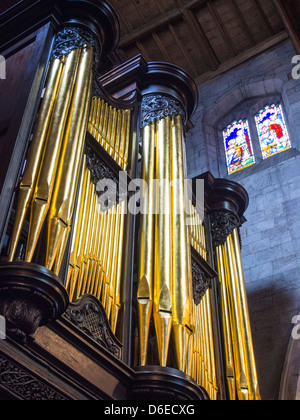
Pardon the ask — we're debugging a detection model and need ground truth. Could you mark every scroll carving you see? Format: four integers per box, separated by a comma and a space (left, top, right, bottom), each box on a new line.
52, 26, 100, 66
210, 210, 240, 246
141, 95, 186, 128
192, 259, 212, 306
64, 295, 123, 360
85, 145, 128, 208
0, 355, 67, 400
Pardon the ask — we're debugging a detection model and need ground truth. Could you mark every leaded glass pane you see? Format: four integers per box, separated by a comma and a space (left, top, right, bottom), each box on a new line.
255, 104, 291, 160
223, 120, 255, 175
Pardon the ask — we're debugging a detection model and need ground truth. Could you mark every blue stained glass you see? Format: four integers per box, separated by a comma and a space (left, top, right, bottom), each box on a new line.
223, 120, 255, 175
255, 104, 291, 160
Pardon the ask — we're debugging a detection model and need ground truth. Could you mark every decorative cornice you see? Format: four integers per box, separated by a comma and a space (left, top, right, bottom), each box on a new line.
0, 0, 120, 71
210, 210, 240, 247
140, 94, 186, 128
52, 26, 100, 67
193, 172, 249, 246
98, 55, 199, 124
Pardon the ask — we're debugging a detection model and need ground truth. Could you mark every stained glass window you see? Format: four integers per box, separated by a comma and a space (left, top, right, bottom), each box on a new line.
223, 120, 255, 175
255, 104, 291, 160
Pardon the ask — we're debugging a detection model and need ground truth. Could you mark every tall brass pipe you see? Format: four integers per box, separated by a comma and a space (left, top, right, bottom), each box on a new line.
118, 111, 126, 167
86, 202, 100, 294
114, 110, 122, 163
80, 184, 97, 296
232, 229, 261, 400
89, 97, 96, 135
224, 235, 249, 400
25, 48, 82, 263
103, 205, 117, 311
90, 210, 104, 296
109, 108, 117, 158
100, 207, 111, 305
8, 58, 64, 262
96, 209, 109, 300
66, 157, 88, 289
137, 122, 155, 366
170, 115, 192, 372
71, 169, 91, 301
45, 46, 93, 271
123, 110, 131, 170
154, 116, 173, 367
76, 181, 95, 299
216, 244, 236, 400
111, 201, 126, 334
107, 204, 121, 320
205, 291, 218, 400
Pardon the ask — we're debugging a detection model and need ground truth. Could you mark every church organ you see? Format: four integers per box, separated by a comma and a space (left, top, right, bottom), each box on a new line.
0, 0, 260, 401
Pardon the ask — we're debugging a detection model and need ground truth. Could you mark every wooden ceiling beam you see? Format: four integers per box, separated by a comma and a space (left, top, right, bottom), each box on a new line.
151, 31, 173, 63
195, 30, 288, 85
168, 23, 199, 77
118, 0, 206, 47
252, 0, 275, 36
206, 0, 238, 55
230, 0, 256, 46
175, 0, 219, 70
274, 0, 300, 54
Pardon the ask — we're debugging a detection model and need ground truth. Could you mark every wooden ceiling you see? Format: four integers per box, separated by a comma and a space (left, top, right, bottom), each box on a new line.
0, 0, 289, 85
109, 0, 287, 84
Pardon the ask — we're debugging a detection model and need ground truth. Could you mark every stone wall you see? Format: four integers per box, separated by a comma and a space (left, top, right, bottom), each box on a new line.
186, 39, 300, 400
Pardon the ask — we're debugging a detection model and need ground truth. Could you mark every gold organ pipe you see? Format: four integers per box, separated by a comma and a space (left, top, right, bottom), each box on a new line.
53, 68, 92, 279
224, 235, 249, 400
171, 115, 192, 372
9, 58, 64, 262
71, 169, 91, 301
95, 99, 102, 139
86, 201, 100, 294
111, 200, 126, 334
206, 291, 218, 400
96, 209, 109, 300
76, 181, 95, 299
118, 110, 128, 168
81, 184, 97, 296
109, 108, 117, 157
216, 245, 236, 400
88, 100, 131, 171
232, 229, 261, 400
114, 110, 122, 162
25, 48, 81, 263
100, 207, 111, 305
103, 206, 117, 310
90, 210, 104, 296
107, 204, 121, 320
137, 122, 155, 366
89, 207, 103, 296
123, 110, 131, 170
154, 116, 173, 367
45, 46, 93, 271
89, 97, 96, 135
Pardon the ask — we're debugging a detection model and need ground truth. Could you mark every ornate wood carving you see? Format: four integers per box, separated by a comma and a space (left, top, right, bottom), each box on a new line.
64, 294, 123, 360
192, 259, 212, 306
0, 262, 69, 344
85, 144, 128, 209
0, 355, 67, 400
141, 94, 186, 128
210, 210, 240, 246
52, 26, 100, 66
